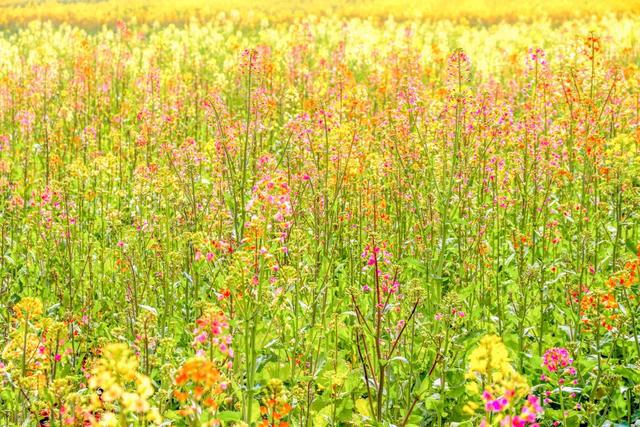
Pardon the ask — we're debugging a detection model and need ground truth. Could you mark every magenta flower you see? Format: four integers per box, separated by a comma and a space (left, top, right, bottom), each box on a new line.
542, 347, 572, 373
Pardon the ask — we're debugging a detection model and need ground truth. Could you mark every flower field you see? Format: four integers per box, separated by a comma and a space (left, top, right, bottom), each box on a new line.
1, 2, 640, 426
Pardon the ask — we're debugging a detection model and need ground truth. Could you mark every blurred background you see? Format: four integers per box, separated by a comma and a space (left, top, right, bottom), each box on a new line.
1, 0, 639, 28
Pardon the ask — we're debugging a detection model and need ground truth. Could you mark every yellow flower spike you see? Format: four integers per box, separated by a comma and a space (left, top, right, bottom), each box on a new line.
12, 297, 44, 321
465, 334, 531, 417
87, 343, 161, 422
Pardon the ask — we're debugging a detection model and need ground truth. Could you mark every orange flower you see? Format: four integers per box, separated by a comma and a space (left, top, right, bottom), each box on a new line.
173, 391, 188, 402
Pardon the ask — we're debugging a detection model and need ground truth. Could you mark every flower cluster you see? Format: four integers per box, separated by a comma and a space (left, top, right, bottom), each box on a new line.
1, 8, 640, 427
540, 347, 579, 411
86, 343, 161, 425
465, 335, 542, 426
193, 307, 234, 362
259, 379, 292, 427
542, 348, 573, 374
173, 357, 229, 424
245, 155, 293, 249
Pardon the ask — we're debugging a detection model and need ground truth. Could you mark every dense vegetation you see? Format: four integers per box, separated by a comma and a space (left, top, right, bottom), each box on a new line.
1, 7, 640, 427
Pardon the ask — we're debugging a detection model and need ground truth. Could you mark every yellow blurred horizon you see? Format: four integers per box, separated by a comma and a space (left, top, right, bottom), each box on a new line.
1, 0, 639, 27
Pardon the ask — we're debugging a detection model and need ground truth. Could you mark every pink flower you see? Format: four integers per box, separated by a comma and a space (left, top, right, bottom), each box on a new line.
542, 347, 572, 373
482, 391, 508, 413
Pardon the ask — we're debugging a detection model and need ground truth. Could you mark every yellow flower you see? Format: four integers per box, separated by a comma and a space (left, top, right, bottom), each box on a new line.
98, 412, 119, 427
147, 407, 163, 424
87, 343, 161, 422
121, 392, 138, 411
102, 383, 123, 402
13, 297, 43, 320
463, 401, 479, 415
467, 334, 511, 378
465, 334, 530, 416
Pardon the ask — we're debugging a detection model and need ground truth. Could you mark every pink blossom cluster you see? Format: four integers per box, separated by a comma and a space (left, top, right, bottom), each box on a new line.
360, 243, 399, 294
192, 311, 234, 362
542, 347, 573, 373
479, 393, 542, 427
